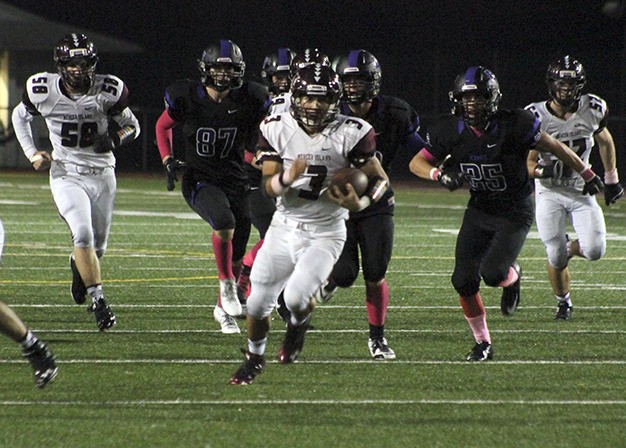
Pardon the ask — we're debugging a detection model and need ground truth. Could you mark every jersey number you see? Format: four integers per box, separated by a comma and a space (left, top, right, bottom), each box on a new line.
297, 165, 328, 200
461, 163, 506, 191
31, 77, 48, 94
60, 122, 99, 148
196, 127, 237, 158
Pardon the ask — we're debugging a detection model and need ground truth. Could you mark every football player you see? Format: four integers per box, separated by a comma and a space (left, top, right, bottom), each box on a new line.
306, 49, 427, 360
12, 33, 140, 331
230, 65, 389, 385
0, 219, 58, 388
155, 39, 268, 334
526, 56, 623, 320
235, 48, 296, 303
409, 66, 603, 361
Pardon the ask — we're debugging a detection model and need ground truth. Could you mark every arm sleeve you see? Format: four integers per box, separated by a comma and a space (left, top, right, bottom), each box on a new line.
155, 109, 177, 160
11, 103, 39, 160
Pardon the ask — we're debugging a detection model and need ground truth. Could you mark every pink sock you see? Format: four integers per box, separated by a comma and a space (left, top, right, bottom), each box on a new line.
498, 265, 519, 287
365, 280, 389, 326
465, 314, 491, 344
243, 239, 264, 267
212, 233, 233, 280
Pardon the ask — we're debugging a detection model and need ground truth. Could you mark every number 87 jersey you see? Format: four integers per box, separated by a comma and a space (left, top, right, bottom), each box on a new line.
15, 71, 139, 168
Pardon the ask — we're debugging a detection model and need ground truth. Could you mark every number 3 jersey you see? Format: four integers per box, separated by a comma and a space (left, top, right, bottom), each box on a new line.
426, 109, 541, 217
14, 72, 140, 168
257, 112, 376, 225
525, 94, 607, 190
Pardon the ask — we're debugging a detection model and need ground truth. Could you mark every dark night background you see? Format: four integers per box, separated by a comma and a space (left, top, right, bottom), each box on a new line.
4, 0, 625, 174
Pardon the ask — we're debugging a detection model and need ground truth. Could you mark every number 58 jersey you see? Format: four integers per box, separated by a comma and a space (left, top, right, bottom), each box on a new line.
525, 94, 608, 189
18, 72, 139, 168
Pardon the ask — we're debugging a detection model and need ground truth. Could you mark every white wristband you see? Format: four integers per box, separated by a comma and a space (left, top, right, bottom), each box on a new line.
605, 168, 619, 184
29, 154, 43, 163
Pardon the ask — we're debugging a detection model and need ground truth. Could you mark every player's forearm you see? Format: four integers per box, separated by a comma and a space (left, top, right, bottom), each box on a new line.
11, 104, 38, 159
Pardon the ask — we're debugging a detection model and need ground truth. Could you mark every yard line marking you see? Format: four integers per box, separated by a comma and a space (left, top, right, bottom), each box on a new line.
1, 359, 625, 365
7, 304, 626, 311
16, 329, 626, 335
0, 399, 624, 406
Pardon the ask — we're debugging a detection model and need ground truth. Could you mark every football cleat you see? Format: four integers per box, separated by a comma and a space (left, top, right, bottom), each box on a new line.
500, 262, 521, 316
69, 254, 87, 304
313, 279, 338, 304
466, 341, 493, 361
275, 292, 291, 325
230, 349, 265, 385
278, 321, 310, 364
219, 278, 242, 317
213, 305, 240, 334
555, 302, 573, 320
92, 297, 116, 331
22, 340, 59, 388
368, 337, 396, 360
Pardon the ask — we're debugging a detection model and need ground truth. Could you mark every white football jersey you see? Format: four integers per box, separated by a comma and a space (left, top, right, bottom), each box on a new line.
258, 112, 373, 224
525, 94, 607, 188
267, 92, 292, 115
16, 72, 139, 168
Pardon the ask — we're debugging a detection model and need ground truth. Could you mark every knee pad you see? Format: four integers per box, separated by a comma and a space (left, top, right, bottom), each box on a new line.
452, 271, 479, 297
546, 241, 569, 269
581, 242, 605, 261
331, 262, 359, 288
72, 224, 94, 248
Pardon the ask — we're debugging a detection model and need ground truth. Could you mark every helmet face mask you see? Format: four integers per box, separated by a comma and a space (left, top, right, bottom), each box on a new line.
261, 48, 295, 95
198, 40, 246, 91
334, 50, 381, 103
290, 64, 341, 131
449, 66, 501, 127
546, 56, 585, 108
54, 33, 98, 92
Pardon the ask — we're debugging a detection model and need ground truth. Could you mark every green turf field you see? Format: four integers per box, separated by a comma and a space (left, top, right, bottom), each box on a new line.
1, 170, 624, 447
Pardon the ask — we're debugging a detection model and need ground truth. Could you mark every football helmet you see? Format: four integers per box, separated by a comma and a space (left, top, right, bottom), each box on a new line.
54, 33, 98, 92
546, 55, 586, 108
198, 39, 246, 91
334, 49, 382, 103
261, 48, 296, 95
449, 66, 502, 127
290, 64, 341, 130
290, 48, 331, 77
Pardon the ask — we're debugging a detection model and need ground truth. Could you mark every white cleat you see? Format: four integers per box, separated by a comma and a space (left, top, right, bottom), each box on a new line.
213, 305, 240, 334
220, 278, 243, 316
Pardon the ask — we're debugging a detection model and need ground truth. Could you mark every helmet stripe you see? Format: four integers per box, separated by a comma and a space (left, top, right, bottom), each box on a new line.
347, 50, 361, 68
465, 66, 479, 84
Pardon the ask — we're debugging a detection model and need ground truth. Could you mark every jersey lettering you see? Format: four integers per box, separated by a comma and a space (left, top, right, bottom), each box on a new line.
196, 127, 237, 158
461, 162, 506, 191
102, 77, 119, 96
31, 77, 48, 94
60, 122, 99, 148
297, 165, 328, 200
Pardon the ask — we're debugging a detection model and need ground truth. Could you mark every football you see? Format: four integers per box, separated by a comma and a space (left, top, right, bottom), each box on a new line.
329, 167, 369, 197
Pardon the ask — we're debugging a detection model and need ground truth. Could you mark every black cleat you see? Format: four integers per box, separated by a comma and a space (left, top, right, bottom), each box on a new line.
279, 321, 310, 364
276, 292, 291, 326
501, 262, 521, 316
555, 302, 573, 320
466, 341, 493, 362
92, 297, 116, 331
230, 349, 265, 385
69, 254, 87, 304
22, 340, 58, 388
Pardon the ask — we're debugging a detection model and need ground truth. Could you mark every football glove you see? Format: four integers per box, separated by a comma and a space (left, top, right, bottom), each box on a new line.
438, 168, 464, 191
94, 125, 137, 153
164, 158, 187, 191
582, 174, 604, 196
604, 182, 624, 206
